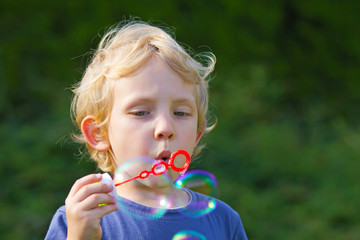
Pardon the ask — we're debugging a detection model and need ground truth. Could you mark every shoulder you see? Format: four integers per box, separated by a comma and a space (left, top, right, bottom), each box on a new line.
187, 189, 248, 239
55, 205, 67, 214
53, 205, 67, 220
188, 189, 239, 217
44, 206, 67, 239
49, 205, 67, 222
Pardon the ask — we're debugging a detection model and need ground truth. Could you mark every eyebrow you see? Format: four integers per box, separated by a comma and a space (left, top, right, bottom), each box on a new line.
124, 96, 196, 108
172, 98, 196, 105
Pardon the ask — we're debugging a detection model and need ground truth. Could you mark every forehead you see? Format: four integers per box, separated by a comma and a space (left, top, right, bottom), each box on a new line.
112, 57, 197, 106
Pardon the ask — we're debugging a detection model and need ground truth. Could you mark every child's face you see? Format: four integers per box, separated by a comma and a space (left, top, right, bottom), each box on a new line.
108, 56, 204, 185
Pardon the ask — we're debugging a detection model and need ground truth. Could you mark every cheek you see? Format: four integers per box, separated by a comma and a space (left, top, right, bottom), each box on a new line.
182, 124, 198, 144
109, 114, 143, 139
108, 120, 152, 159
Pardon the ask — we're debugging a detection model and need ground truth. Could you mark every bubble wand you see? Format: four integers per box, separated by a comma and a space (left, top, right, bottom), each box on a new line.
115, 150, 191, 186
99, 150, 191, 191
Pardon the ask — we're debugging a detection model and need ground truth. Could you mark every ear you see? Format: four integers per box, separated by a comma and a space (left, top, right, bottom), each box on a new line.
81, 115, 110, 151
195, 121, 206, 146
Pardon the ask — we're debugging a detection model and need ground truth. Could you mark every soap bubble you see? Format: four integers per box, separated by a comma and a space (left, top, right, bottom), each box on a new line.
174, 170, 218, 217
113, 156, 172, 219
172, 230, 207, 240
176, 197, 217, 218
114, 156, 172, 188
114, 193, 169, 220
175, 170, 218, 197
114, 150, 191, 188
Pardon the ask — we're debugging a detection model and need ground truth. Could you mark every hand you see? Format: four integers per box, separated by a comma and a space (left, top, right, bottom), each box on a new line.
65, 174, 118, 240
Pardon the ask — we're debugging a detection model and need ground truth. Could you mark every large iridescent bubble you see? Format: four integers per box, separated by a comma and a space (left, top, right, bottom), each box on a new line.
112, 150, 192, 219
113, 156, 171, 219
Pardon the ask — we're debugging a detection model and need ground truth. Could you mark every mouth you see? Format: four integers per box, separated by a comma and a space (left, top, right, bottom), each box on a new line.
155, 150, 171, 162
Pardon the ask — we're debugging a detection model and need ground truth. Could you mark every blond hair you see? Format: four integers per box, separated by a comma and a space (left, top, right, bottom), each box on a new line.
71, 21, 215, 172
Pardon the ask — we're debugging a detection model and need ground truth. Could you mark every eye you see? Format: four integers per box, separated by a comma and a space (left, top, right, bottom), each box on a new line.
174, 111, 190, 117
133, 111, 150, 117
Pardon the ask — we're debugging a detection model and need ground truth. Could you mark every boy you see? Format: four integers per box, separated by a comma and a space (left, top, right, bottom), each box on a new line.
45, 21, 247, 240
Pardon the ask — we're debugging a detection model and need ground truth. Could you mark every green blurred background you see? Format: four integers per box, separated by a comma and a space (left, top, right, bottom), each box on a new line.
1, 1, 359, 239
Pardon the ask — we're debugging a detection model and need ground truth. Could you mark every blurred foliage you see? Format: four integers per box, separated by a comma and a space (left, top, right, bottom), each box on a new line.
1, 0, 359, 239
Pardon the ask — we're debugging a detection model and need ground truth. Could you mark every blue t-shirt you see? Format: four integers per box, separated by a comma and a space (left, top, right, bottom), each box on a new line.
45, 189, 247, 239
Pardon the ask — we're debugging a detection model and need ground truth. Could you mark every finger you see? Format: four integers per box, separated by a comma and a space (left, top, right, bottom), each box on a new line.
68, 173, 102, 199
80, 192, 117, 211
75, 181, 114, 203
91, 201, 119, 219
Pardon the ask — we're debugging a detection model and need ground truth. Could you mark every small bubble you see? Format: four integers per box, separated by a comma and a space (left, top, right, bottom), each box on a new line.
175, 170, 218, 197
174, 170, 218, 217
172, 230, 207, 240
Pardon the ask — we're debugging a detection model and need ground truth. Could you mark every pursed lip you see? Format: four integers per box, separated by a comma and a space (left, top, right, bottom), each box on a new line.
155, 150, 171, 162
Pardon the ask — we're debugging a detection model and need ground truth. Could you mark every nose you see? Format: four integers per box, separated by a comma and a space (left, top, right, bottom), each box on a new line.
154, 113, 175, 141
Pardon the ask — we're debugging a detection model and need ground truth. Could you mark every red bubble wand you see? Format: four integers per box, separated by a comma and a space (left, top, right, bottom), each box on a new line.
114, 150, 191, 186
